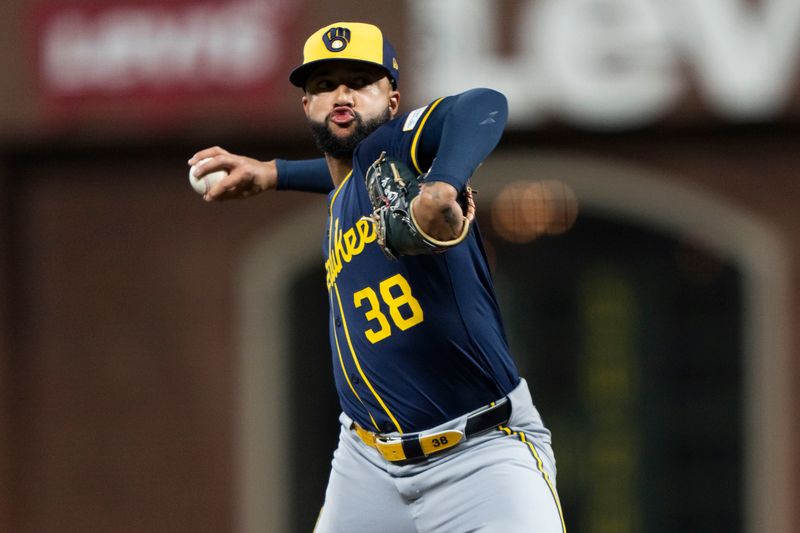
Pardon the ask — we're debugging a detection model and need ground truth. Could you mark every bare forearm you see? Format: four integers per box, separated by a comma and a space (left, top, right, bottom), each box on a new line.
411, 182, 466, 241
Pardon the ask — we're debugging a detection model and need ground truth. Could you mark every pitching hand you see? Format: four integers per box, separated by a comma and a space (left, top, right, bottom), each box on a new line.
188, 146, 277, 201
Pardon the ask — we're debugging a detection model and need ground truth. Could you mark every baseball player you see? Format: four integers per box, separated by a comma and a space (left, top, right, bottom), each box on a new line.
189, 22, 566, 532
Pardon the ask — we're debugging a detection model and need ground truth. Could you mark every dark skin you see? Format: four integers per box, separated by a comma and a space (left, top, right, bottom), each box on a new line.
188, 62, 471, 241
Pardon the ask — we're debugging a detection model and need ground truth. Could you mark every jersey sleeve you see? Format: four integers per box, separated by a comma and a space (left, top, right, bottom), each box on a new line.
414, 88, 508, 190
275, 158, 334, 194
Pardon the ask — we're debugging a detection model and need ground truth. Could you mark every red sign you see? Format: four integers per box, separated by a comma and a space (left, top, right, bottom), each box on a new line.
31, 0, 300, 125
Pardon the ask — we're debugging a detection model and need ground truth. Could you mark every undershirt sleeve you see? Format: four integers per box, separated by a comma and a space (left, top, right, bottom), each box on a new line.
275, 158, 334, 193
416, 88, 509, 191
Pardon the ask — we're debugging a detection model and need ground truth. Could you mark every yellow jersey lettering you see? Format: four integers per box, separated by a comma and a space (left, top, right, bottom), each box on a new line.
343, 227, 360, 257
328, 220, 338, 271
353, 287, 392, 343
326, 217, 379, 287
332, 219, 343, 276
379, 274, 424, 331
356, 217, 376, 244
353, 274, 425, 343
335, 225, 351, 265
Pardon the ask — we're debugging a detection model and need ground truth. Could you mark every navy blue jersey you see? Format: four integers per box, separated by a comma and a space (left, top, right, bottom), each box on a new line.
321, 90, 519, 434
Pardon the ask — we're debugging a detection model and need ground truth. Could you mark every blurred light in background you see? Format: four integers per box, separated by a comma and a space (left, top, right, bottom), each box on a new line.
490, 179, 579, 243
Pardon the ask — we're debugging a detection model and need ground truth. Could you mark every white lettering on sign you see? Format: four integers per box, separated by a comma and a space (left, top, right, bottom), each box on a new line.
662, 0, 800, 117
40, 1, 290, 93
409, 0, 800, 129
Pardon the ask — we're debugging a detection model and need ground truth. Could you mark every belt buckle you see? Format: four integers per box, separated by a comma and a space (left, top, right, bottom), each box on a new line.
353, 426, 411, 462
352, 424, 377, 447
374, 430, 465, 462
375, 435, 406, 462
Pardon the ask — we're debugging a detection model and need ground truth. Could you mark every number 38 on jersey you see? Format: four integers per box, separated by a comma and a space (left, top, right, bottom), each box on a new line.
353, 274, 424, 343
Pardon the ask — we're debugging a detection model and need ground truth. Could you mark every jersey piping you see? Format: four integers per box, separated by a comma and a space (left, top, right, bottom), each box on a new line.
327, 169, 404, 434
410, 97, 445, 174
328, 170, 378, 428
333, 282, 404, 434
329, 288, 380, 431
328, 170, 353, 214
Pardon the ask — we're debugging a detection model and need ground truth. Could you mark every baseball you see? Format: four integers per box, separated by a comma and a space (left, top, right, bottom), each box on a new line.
189, 158, 228, 195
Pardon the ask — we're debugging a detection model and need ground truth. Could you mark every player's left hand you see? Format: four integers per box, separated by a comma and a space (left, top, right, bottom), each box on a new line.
415, 181, 474, 241
188, 146, 278, 201
366, 153, 473, 259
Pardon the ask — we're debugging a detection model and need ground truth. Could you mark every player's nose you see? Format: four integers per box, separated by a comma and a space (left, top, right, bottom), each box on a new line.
332, 83, 355, 106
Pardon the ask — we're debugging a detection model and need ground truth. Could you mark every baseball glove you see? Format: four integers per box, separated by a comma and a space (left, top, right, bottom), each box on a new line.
365, 152, 474, 260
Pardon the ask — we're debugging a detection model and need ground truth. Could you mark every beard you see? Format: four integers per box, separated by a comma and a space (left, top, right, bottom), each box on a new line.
308, 107, 391, 160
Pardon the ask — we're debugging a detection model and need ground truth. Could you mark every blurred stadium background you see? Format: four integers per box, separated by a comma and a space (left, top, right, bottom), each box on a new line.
0, 0, 798, 532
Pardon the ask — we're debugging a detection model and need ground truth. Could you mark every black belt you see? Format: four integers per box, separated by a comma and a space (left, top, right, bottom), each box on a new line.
352, 398, 512, 462
464, 397, 512, 436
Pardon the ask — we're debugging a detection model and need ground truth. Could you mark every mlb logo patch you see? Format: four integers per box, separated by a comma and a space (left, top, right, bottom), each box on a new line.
403, 105, 428, 131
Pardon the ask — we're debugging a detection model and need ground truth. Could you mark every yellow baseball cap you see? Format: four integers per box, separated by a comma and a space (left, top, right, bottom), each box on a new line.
290, 22, 400, 89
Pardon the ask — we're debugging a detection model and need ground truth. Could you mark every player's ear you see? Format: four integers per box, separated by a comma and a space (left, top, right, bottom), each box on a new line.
302, 94, 310, 117
388, 90, 400, 118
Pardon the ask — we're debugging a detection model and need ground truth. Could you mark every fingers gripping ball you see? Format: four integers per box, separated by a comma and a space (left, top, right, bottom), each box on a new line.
189, 158, 228, 195
366, 152, 472, 260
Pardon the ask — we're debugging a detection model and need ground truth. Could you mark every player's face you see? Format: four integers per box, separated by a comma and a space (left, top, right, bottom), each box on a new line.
302, 62, 400, 158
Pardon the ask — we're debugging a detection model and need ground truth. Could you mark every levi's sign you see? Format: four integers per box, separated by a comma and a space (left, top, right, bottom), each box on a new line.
409, 0, 800, 130
33, 0, 298, 112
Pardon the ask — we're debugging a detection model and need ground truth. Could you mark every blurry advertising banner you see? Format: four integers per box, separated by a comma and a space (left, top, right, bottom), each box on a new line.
31, 0, 299, 126
409, 0, 800, 130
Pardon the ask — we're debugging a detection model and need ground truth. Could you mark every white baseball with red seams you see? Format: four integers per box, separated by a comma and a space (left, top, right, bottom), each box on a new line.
188, 158, 227, 195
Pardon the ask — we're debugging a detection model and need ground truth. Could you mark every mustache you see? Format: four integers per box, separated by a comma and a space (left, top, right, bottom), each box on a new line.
308, 107, 391, 160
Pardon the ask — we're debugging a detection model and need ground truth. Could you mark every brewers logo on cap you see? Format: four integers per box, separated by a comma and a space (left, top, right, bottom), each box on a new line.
290, 22, 400, 89
323, 27, 351, 52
